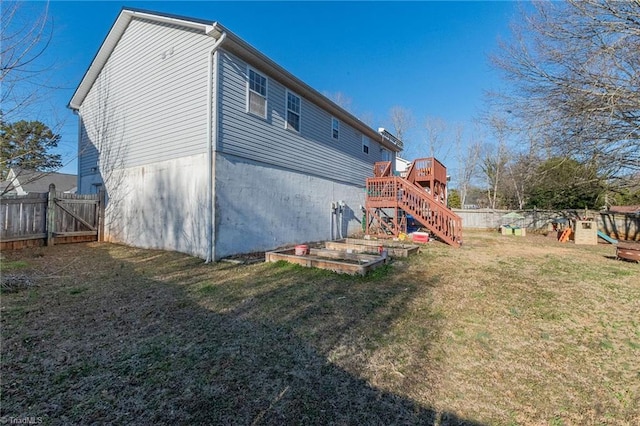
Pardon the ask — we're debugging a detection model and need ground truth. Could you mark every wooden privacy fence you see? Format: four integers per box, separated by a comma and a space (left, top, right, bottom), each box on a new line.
0, 184, 104, 250
452, 208, 639, 241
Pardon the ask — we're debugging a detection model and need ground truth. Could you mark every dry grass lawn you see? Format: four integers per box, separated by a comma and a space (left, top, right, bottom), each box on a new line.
1, 230, 638, 425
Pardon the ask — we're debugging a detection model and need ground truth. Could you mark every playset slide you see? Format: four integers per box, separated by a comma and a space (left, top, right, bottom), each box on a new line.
597, 230, 618, 244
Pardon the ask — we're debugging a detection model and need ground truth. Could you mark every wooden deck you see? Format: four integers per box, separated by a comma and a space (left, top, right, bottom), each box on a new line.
365, 161, 462, 247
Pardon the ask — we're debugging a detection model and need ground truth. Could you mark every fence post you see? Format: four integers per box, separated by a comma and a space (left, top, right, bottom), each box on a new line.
98, 188, 105, 242
47, 183, 56, 246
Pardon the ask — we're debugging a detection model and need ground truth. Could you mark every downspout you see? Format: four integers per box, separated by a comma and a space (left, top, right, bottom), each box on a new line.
206, 31, 227, 263
75, 110, 82, 193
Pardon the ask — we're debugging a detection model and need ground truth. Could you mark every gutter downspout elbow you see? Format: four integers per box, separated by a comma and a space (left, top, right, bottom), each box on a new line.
206, 31, 227, 263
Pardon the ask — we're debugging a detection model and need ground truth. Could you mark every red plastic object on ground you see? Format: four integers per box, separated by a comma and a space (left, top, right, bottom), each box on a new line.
411, 232, 429, 243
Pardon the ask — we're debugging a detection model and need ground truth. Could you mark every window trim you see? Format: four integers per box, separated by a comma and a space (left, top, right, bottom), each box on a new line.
246, 66, 268, 119
362, 135, 370, 154
331, 117, 340, 140
381, 147, 391, 162
285, 89, 301, 133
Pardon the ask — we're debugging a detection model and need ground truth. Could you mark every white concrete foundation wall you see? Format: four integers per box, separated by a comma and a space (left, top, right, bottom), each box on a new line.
214, 153, 366, 259
81, 153, 212, 259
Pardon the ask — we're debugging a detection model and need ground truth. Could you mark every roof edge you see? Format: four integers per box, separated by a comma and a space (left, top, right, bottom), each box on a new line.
67, 8, 401, 152
219, 28, 401, 151
68, 8, 216, 110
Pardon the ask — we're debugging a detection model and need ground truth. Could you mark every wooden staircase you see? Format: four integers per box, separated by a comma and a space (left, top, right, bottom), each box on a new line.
365, 158, 462, 247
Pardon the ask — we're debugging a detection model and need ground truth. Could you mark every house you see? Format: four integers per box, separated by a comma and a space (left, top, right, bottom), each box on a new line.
68, 8, 402, 261
1, 168, 77, 196
607, 205, 640, 215
394, 155, 411, 177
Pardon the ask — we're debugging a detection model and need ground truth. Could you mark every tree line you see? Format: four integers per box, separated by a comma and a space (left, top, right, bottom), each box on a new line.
386, 1, 640, 210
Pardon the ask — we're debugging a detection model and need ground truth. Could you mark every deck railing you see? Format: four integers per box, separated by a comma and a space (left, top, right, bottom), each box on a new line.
405, 157, 447, 186
366, 176, 462, 247
373, 161, 392, 177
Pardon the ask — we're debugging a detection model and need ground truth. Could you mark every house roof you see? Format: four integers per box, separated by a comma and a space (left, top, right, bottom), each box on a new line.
3, 169, 77, 194
608, 205, 640, 214
68, 7, 402, 152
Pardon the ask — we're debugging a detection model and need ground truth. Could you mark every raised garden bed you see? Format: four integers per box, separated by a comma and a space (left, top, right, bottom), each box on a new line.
265, 247, 387, 276
325, 240, 420, 257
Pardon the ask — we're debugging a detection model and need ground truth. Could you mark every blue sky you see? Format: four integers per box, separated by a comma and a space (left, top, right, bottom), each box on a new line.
8, 1, 518, 176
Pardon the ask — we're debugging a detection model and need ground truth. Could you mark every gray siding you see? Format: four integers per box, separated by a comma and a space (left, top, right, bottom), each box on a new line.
217, 51, 387, 187
78, 115, 98, 181
78, 18, 215, 186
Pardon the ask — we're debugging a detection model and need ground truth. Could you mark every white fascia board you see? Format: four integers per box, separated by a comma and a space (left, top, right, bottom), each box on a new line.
127, 9, 214, 33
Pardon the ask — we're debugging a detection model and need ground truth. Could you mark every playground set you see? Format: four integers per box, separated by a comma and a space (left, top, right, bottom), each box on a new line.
265, 157, 462, 274
550, 216, 639, 262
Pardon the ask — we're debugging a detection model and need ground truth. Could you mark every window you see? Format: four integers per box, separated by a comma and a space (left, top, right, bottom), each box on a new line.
286, 91, 301, 132
362, 135, 370, 154
247, 68, 267, 118
381, 148, 391, 161
331, 117, 340, 140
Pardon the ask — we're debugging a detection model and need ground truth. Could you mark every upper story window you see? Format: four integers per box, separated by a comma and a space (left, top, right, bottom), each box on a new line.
247, 68, 267, 118
286, 91, 301, 132
331, 117, 340, 140
362, 135, 370, 154
381, 148, 391, 162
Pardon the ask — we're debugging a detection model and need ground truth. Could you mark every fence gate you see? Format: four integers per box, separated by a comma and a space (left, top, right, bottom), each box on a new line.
1, 184, 104, 250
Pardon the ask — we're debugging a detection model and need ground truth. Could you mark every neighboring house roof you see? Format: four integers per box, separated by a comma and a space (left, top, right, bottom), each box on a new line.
1, 168, 77, 195
0, 180, 13, 195
68, 7, 402, 153
608, 205, 640, 214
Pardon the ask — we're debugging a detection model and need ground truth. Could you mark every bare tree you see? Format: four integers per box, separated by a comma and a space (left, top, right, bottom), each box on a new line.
492, 0, 640, 177
358, 111, 376, 128
389, 106, 414, 150
480, 115, 510, 209
0, 1, 69, 194
324, 91, 377, 127
323, 91, 353, 112
1, 1, 55, 120
423, 116, 451, 161
503, 153, 539, 210
454, 125, 481, 209
481, 143, 508, 209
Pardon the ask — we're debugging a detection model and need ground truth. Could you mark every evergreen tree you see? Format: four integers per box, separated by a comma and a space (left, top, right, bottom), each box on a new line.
0, 120, 62, 179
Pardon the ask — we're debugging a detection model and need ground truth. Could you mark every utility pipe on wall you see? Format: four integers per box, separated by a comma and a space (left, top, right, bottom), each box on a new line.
338, 200, 345, 240
206, 30, 227, 263
330, 202, 335, 241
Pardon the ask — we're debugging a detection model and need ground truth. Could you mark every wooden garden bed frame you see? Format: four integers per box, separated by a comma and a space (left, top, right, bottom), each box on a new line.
325, 240, 420, 257
265, 247, 387, 276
